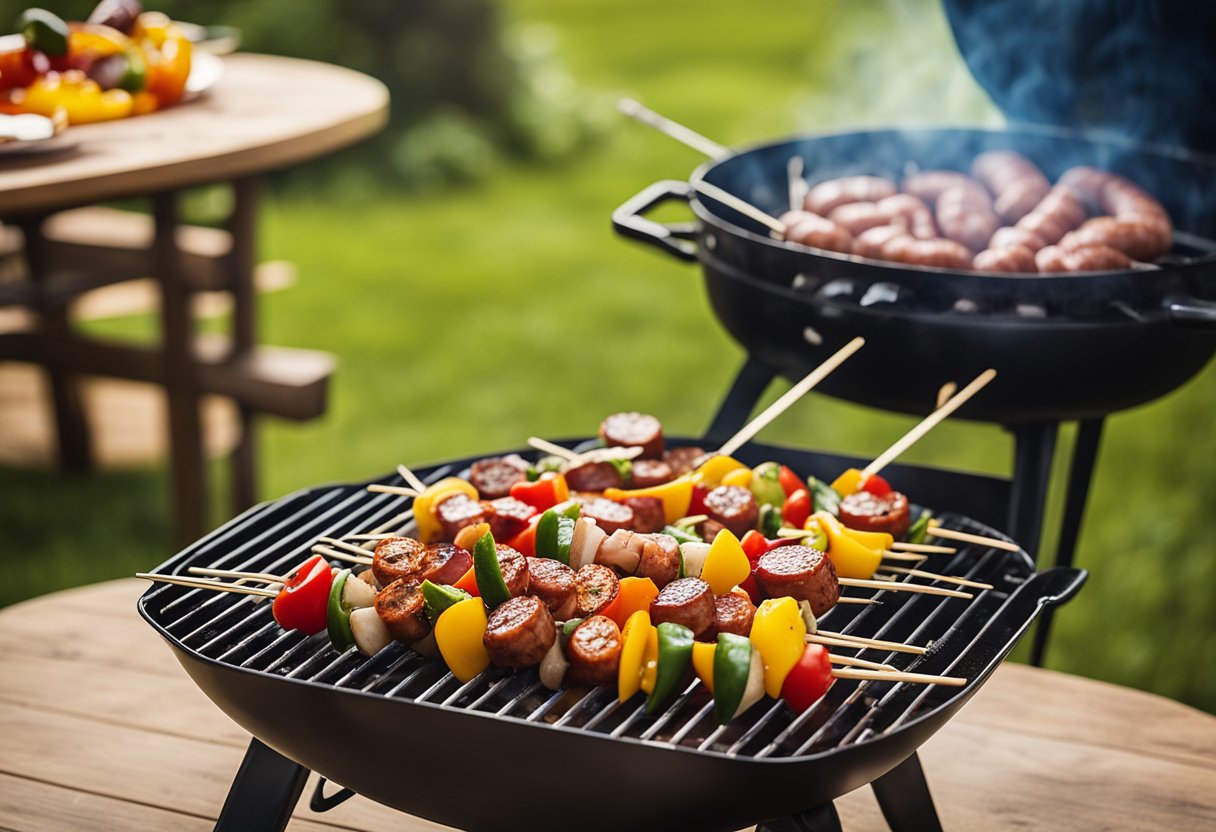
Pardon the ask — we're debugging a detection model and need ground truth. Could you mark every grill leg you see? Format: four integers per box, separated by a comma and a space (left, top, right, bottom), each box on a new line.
756, 802, 843, 832
1030, 417, 1104, 666
1006, 422, 1059, 561
702, 355, 778, 448
214, 739, 309, 832
870, 752, 942, 832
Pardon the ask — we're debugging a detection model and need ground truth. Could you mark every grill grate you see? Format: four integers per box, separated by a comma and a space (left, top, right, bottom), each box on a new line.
141, 453, 1037, 763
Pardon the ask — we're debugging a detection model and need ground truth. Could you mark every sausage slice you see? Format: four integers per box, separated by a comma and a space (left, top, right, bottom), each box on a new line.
372, 536, 428, 588
565, 615, 623, 687
495, 543, 530, 597
756, 546, 840, 617
420, 542, 472, 586
487, 496, 535, 542
838, 490, 911, 538
373, 578, 431, 643
526, 557, 578, 619
564, 461, 624, 493
483, 595, 556, 669
469, 457, 526, 499
622, 496, 665, 533
714, 593, 757, 637
630, 459, 674, 489
578, 497, 634, 535
600, 412, 664, 459
435, 492, 489, 541
664, 446, 707, 476
636, 533, 680, 588
649, 577, 715, 639
574, 563, 620, 617
703, 485, 759, 537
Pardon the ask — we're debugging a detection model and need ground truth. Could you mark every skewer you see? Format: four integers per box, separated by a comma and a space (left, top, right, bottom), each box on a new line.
616, 98, 730, 159
861, 368, 997, 479
367, 509, 414, 537
716, 336, 866, 457
134, 573, 279, 597
396, 464, 429, 494
810, 632, 926, 655
343, 532, 397, 541
693, 181, 786, 235
787, 156, 806, 212
368, 484, 421, 498
889, 541, 957, 554
837, 577, 973, 599
188, 566, 284, 583
880, 566, 994, 590
832, 667, 965, 686
935, 381, 957, 410
926, 526, 1020, 553
829, 654, 896, 672
527, 436, 579, 460
312, 544, 374, 566
316, 537, 378, 561
881, 551, 929, 563
836, 597, 880, 606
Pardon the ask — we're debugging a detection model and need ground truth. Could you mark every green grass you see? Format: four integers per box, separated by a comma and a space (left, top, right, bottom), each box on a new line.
1, 0, 1213, 712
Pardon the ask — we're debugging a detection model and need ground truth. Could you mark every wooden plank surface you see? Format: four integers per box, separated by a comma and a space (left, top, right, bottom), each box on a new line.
0, 54, 389, 217
1, 579, 1213, 831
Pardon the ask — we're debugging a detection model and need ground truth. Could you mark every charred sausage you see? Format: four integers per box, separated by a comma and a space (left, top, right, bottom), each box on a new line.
420, 542, 473, 587
600, 412, 664, 459
374, 578, 431, 643
495, 543, 530, 597
622, 496, 665, 534
578, 496, 634, 535
526, 557, 578, 620
881, 235, 973, 270
1035, 243, 1133, 273
973, 244, 1038, 273
483, 595, 556, 669
435, 492, 489, 541
565, 615, 623, 687
468, 457, 526, 499
650, 577, 716, 639
703, 485, 759, 538
575, 563, 620, 617
803, 176, 897, 216
564, 461, 623, 493
838, 490, 911, 538
486, 496, 535, 542
636, 533, 680, 588
713, 593, 757, 638
973, 151, 1051, 224
630, 459, 674, 489
755, 546, 840, 617
372, 536, 428, 588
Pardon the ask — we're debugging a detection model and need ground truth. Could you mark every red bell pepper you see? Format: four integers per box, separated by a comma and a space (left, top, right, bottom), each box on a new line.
740, 530, 769, 562
860, 473, 893, 497
778, 465, 807, 498
506, 513, 542, 557
781, 643, 833, 713
509, 472, 568, 512
781, 488, 812, 529
738, 572, 763, 605
688, 484, 709, 518
271, 554, 333, 635
453, 565, 480, 597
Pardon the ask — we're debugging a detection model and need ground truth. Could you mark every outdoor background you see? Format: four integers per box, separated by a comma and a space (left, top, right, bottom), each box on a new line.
1, 0, 1213, 713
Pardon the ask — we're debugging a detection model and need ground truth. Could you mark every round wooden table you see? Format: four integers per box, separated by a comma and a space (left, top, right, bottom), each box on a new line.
1, 579, 1212, 831
0, 55, 388, 544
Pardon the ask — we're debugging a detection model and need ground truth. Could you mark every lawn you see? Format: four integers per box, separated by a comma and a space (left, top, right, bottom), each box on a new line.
1, 0, 1213, 712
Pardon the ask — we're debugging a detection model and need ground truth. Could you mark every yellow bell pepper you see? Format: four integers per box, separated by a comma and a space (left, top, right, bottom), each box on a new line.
720, 467, 753, 488
691, 455, 747, 488
843, 527, 894, 552
68, 23, 129, 60
433, 597, 489, 682
134, 12, 191, 107
830, 468, 865, 497
700, 528, 751, 595
603, 477, 692, 525
640, 626, 660, 695
618, 609, 653, 701
19, 71, 133, 124
691, 640, 716, 693
749, 597, 808, 698
413, 477, 479, 543
815, 511, 882, 579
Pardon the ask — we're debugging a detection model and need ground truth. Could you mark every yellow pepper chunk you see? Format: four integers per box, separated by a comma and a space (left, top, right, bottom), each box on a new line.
720, 467, 753, 488
750, 597, 808, 698
815, 511, 882, 579
843, 527, 894, 552
618, 610, 652, 701
830, 468, 865, 497
701, 528, 751, 595
434, 597, 489, 683
20, 73, 134, 125
639, 626, 660, 695
691, 455, 747, 488
413, 477, 479, 543
603, 477, 692, 525
691, 640, 717, 693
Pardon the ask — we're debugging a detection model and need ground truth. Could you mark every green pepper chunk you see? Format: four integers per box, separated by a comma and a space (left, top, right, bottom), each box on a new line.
750, 462, 786, 509
561, 617, 584, 639
759, 503, 782, 537
801, 518, 829, 552
15, 8, 69, 55
646, 622, 694, 714
608, 457, 632, 484
420, 579, 472, 625
326, 569, 355, 651
907, 511, 932, 545
535, 507, 578, 564
810, 477, 841, 516
661, 524, 702, 545
118, 47, 146, 92
712, 633, 753, 725
472, 530, 511, 608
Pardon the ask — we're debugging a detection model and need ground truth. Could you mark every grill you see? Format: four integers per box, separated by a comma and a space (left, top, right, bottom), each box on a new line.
138, 438, 1084, 832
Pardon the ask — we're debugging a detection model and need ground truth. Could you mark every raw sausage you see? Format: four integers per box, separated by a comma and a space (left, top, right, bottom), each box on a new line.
877, 194, 938, 240
780, 211, 856, 254
973, 245, 1037, 273
902, 170, 983, 204
988, 226, 1047, 253
936, 184, 1000, 252
854, 222, 909, 260
649, 577, 715, 639
804, 176, 897, 216
483, 595, 556, 669
881, 235, 973, 270
1059, 215, 1170, 262
1014, 185, 1088, 246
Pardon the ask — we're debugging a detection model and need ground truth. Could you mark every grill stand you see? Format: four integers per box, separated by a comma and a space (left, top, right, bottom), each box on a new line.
215, 738, 308, 832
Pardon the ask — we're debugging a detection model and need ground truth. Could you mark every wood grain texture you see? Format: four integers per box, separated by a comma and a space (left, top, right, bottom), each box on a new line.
0, 54, 389, 217
1, 579, 1213, 831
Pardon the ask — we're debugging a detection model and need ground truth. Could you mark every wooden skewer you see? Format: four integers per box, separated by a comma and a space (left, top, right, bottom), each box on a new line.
318, 537, 379, 560
135, 573, 279, 597
693, 181, 787, 235
716, 336, 866, 457
616, 98, 730, 159
881, 551, 928, 563
880, 565, 994, 590
935, 381, 957, 410
396, 464, 429, 494
312, 544, 374, 566
829, 654, 896, 672
368, 484, 421, 498
835, 597, 880, 606
810, 632, 926, 655
890, 541, 957, 554
367, 509, 414, 537
832, 667, 966, 687
189, 566, 284, 583
527, 436, 579, 460
861, 368, 997, 479
787, 156, 806, 212
926, 526, 1021, 553
343, 532, 397, 541
838, 577, 973, 599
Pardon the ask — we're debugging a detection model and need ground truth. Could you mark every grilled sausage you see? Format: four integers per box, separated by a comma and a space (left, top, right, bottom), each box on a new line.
881, 235, 973, 270
650, 577, 715, 639
526, 557, 578, 619
623, 496, 665, 534
372, 536, 428, 587
755, 546, 840, 617
483, 595, 556, 669
494, 543, 530, 597
827, 201, 894, 237
973, 244, 1037, 273
1035, 244, 1133, 273
468, 457, 526, 499
1057, 166, 1113, 205
564, 461, 623, 493
781, 212, 856, 254
988, 226, 1047, 253
697, 518, 727, 544
1058, 168, 1172, 260
420, 542, 473, 587
1013, 185, 1088, 246
877, 194, 938, 240
703, 485, 759, 538
565, 615, 623, 687
901, 170, 983, 204
575, 563, 620, 616
600, 412, 664, 459
973, 151, 1051, 224
838, 490, 911, 538
854, 222, 910, 260
578, 497, 634, 535
486, 496, 535, 542
630, 459, 674, 489
374, 578, 431, 643
663, 446, 707, 476
936, 184, 1000, 252
636, 533, 680, 588
803, 176, 897, 216
1059, 216, 1170, 262
713, 593, 757, 637
435, 492, 489, 541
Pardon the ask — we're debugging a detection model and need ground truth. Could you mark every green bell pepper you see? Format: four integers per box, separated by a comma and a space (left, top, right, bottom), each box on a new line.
473, 530, 511, 608
759, 503, 782, 538
646, 622, 694, 714
750, 462, 787, 509
535, 502, 581, 564
907, 511, 932, 545
712, 632, 753, 724
16, 8, 68, 56
421, 579, 472, 625
810, 477, 842, 516
326, 569, 355, 651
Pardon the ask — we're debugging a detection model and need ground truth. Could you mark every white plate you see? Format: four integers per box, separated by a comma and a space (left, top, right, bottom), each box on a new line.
184, 52, 224, 99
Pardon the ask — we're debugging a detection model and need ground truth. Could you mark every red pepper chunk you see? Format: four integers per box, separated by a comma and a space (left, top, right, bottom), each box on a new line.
777, 465, 807, 498
271, 555, 333, 635
781, 488, 812, 529
508, 473, 568, 512
688, 484, 709, 517
506, 513, 542, 557
781, 643, 833, 713
860, 474, 893, 498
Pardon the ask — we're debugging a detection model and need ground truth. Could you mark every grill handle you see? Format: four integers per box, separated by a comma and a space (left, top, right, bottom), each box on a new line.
611, 179, 699, 262
310, 777, 356, 813
1166, 293, 1216, 330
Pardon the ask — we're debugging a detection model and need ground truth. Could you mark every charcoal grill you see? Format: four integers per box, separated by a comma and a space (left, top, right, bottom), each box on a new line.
139, 438, 1084, 832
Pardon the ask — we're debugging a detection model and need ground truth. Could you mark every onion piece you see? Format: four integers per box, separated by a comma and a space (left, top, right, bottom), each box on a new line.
798, 600, 818, 635
411, 630, 439, 658
356, 568, 379, 589
732, 647, 767, 719
350, 607, 392, 656
250, 581, 281, 605
539, 624, 569, 690
343, 574, 377, 608
680, 542, 711, 579
570, 517, 607, 571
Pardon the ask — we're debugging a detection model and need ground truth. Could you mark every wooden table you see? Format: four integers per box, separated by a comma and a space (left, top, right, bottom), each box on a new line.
0, 54, 388, 543
1, 580, 1212, 831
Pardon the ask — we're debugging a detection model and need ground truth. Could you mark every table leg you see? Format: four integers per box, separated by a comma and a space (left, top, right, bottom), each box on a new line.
227, 177, 261, 514
153, 191, 208, 544
19, 216, 93, 471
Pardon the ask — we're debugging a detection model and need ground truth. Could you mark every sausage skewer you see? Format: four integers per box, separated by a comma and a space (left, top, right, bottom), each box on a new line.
925, 525, 1020, 553
692, 180, 787, 234
368, 484, 421, 498
135, 573, 279, 597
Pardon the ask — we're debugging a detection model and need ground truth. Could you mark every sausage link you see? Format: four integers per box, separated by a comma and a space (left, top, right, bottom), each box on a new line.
936, 185, 1000, 252
901, 170, 982, 204
483, 595, 555, 669
1013, 185, 1088, 246
827, 201, 893, 237
1036, 244, 1133, 273
780, 211, 856, 254
803, 176, 897, 216
988, 226, 1047, 253
853, 222, 909, 260
973, 244, 1038, 273
1059, 215, 1170, 262
877, 194, 938, 239
973, 151, 1051, 224
881, 235, 973, 270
